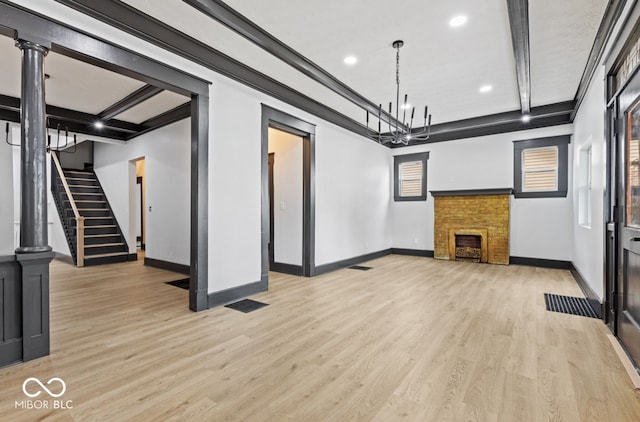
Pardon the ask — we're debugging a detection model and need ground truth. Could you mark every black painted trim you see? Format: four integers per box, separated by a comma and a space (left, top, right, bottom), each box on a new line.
394, 152, 429, 201
575, 0, 627, 117
271, 262, 303, 276
391, 248, 435, 257
513, 135, 571, 198
144, 257, 190, 275
430, 188, 514, 197
182, 0, 401, 128
99, 84, 163, 120
506, 0, 531, 114
130, 102, 191, 140
509, 256, 572, 270
208, 279, 267, 308
0, 256, 21, 368
127, 253, 138, 261
54, 0, 369, 139
314, 249, 391, 276
261, 105, 315, 280
53, 0, 574, 148
398, 102, 574, 147
0, 93, 135, 139
570, 264, 604, 319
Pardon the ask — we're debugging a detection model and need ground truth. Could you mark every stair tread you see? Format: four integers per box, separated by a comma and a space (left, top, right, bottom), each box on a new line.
85, 242, 125, 248
85, 234, 121, 238
66, 177, 96, 181
71, 192, 102, 195
83, 225, 117, 228
84, 216, 114, 219
77, 208, 110, 211
84, 252, 129, 259
69, 185, 100, 189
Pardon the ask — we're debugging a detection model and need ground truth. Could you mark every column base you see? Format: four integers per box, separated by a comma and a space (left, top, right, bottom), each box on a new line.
16, 251, 54, 361
16, 245, 53, 254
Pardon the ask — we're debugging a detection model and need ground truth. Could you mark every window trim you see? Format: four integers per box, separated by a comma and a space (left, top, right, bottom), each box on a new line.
394, 152, 429, 201
513, 135, 570, 198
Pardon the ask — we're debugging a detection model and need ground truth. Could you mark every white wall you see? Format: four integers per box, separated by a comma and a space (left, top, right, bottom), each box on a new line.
315, 124, 391, 266
268, 128, 303, 266
208, 76, 391, 291
391, 124, 575, 261
0, 121, 14, 254
94, 119, 191, 265
572, 65, 606, 300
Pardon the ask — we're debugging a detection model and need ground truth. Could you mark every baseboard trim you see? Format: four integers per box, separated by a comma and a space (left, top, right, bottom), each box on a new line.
144, 257, 190, 275
128, 253, 138, 261
391, 248, 434, 257
570, 264, 603, 319
314, 249, 392, 276
271, 262, 303, 276
509, 256, 572, 270
208, 279, 268, 308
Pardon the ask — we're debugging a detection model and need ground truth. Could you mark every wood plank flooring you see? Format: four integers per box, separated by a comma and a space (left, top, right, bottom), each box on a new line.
1, 255, 639, 421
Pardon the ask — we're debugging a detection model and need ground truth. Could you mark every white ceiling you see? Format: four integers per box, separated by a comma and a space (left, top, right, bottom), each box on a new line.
0, 34, 189, 124
119, 0, 608, 126
0, 0, 609, 130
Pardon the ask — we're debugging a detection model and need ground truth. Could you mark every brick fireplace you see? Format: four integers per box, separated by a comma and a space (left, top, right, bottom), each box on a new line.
431, 189, 512, 265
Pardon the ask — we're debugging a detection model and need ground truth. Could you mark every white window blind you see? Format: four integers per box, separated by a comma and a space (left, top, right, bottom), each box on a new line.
399, 160, 423, 197
522, 146, 558, 191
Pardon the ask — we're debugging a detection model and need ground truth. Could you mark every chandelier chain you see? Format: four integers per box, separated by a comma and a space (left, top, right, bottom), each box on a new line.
364, 40, 432, 146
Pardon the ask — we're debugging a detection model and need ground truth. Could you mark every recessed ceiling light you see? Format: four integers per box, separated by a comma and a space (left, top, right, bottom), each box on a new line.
479, 85, 493, 93
94, 121, 104, 129
449, 15, 467, 27
521, 114, 531, 123
401, 103, 412, 110
344, 55, 358, 65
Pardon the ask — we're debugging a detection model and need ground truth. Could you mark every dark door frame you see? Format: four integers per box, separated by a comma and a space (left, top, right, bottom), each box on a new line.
261, 104, 315, 282
136, 175, 145, 250
268, 152, 275, 268
0, 1, 210, 311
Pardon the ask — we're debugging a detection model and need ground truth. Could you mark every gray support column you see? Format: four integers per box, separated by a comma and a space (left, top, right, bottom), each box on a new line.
15, 40, 51, 254
15, 39, 53, 362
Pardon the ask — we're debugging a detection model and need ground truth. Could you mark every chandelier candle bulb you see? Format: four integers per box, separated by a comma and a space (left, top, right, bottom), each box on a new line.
364, 40, 432, 145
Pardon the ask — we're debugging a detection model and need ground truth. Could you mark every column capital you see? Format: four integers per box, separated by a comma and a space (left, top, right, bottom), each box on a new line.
15, 39, 49, 56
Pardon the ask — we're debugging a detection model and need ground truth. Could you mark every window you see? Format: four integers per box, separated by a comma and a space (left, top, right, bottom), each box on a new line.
394, 152, 429, 201
513, 136, 570, 198
578, 145, 592, 227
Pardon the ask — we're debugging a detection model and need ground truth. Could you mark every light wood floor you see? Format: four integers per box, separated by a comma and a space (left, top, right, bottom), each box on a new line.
1, 255, 639, 421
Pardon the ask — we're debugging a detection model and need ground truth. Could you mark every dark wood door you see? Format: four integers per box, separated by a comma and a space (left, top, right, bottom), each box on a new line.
617, 70, 640, 369
268, 153, 275, 268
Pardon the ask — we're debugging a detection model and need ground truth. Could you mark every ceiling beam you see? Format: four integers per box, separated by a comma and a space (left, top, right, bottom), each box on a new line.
0, 93, 136, 138
182, 0, 403, 128
572, 0, 627, 119
506, 0, 531, 114
98, 84, 163, 120
390, 101, 575, 147
53, 0, 373, 139
129, 102, 191, 140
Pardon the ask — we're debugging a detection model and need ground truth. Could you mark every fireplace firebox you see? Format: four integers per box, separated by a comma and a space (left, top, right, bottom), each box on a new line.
455, 234, 482, 262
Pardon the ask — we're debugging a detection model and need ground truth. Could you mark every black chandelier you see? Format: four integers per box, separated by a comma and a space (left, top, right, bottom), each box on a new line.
365, 40, 432, 146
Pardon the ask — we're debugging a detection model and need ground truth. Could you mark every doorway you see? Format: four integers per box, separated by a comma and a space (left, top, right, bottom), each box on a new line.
134, 157, 146, 251
261, 105, 315, 283
267, 129, 304, 275
608, 66, 640, 371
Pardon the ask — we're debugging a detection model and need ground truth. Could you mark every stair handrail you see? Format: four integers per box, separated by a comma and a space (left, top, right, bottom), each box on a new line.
50, 151, 85, 267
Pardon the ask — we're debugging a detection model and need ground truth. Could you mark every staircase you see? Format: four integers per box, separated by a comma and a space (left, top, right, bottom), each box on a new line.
51, 153, 130, 266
